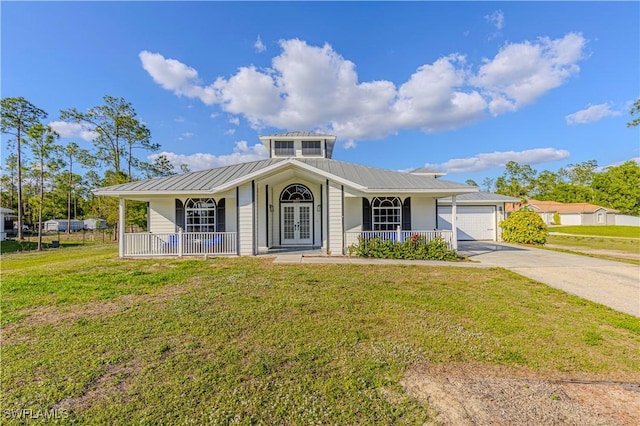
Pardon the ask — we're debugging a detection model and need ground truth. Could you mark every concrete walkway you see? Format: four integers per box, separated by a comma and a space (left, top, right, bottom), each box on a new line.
273, 242, 640, 317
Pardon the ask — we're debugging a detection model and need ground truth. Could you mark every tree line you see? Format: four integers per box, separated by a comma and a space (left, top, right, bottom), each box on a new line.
1, 96, 186, 249
471, 159, 640, 216
467, 99, 640, 216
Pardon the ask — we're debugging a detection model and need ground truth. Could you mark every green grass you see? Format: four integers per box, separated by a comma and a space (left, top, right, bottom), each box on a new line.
2, 246, 639, 424
544, 234, 640, 265
550, 225, 640, 238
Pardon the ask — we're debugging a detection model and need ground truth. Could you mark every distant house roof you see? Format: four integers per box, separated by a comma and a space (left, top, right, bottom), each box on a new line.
95, 157, 477, 197
438, 192, 521, 203
0, 207, 14, 214
509, 199, 619, 214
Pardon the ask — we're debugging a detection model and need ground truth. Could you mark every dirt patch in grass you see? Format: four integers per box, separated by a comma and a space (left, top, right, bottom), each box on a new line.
53, 360, 140, 412
402, 362, 640, 426
2, 278, 205, 343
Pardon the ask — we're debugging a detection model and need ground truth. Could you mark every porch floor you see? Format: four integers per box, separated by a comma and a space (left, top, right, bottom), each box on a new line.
260, 246, 327, 256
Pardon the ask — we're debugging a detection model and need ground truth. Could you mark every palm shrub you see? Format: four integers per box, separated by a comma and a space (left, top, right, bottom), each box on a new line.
348, 235, 458, 261
500, 210, 548, 245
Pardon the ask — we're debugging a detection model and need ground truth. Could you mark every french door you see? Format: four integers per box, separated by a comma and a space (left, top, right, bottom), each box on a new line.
281, 203, 312, 245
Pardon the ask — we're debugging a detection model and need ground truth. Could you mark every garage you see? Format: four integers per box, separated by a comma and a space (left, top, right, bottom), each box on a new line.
438, 206, 497, 240
437, 192, 521, 241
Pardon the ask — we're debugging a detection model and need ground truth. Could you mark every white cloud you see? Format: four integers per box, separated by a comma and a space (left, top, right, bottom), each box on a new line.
473, 32, 586, 115
48, 121, 98, 141
424, 148, 570, 173
601, 157, 640, 169
228, 116, 240, 126
177, 132, 194, 141
565, 103, 622, 125
225, 129, 236, 136
343, 139, 357, 149
254, 35, 266, 53
149, 141, 268, 171
140, 33, 586, 140
139, 50, 218, 104
174, 116, 185, 123
485, 10, 505, 30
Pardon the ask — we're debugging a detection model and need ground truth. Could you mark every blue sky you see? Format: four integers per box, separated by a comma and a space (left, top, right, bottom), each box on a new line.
2, 1, 639, 185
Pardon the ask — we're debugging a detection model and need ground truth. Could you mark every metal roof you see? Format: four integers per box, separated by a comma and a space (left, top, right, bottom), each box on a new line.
95, 157, 476, 196
410, 167, 446, 175
438, 192, 521, 203
260, 131, 336, 138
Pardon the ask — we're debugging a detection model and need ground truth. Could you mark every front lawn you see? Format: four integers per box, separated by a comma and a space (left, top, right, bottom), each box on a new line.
550, 225, 640, 238
2, 246, 639, 424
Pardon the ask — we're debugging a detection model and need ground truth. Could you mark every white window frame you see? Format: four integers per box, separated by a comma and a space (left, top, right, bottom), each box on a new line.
372, 197, 401, 231
185, 198, 216, 232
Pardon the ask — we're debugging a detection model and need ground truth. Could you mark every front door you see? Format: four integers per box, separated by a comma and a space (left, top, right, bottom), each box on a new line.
281, 203, 313, 245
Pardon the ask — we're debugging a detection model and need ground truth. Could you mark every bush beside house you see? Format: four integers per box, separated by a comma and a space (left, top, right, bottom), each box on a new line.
348, 235, 458, 261
500, 210, 548, 245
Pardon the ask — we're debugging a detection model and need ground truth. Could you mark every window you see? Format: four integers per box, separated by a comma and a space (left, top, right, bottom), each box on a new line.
597, 212, 604, 223
185, 198, 216, 232
280, 184, 313, 202
371, 197, 402, 231
302, 141, 322, 156
274, 140, 294, 156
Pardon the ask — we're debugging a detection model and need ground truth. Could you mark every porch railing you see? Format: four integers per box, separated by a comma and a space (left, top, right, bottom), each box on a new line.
344, 229, 454, 250
123, 231, 237, 257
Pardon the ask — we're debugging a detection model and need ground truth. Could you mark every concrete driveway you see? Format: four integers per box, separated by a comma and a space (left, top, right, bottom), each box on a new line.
459, 242, 640, 317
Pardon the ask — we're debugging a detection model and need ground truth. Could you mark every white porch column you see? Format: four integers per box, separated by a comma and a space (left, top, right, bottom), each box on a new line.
238, 182, 255, 255
451, 195, 458, 250
118, 198, 125, 257
327, 182, 343, 255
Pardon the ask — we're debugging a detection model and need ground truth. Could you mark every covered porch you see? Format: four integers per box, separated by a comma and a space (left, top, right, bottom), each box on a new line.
116, 188, 463, 257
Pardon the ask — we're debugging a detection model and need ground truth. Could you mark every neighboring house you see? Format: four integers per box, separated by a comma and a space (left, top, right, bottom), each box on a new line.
44, 219, 85, 232
0, 207, 14, 241
95, 132, 480, 258
508, 199, 618, 226
84, 218, 108, 230
437, 192, 521, 241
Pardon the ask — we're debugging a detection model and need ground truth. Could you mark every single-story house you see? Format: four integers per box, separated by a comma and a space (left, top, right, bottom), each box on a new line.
508, 199, 618, 226
437, 192, 520, 241
83, 218, 108, 230
95, 132, 482, 258
0, 207, 14, 241
44, 219, 85, 232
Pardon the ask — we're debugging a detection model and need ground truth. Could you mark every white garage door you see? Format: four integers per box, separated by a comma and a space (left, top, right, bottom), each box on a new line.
438, 206, 496, 241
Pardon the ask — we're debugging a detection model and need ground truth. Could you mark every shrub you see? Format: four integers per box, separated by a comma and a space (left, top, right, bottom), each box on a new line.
348, 235, 458, 261
500, 210, 548, 245
552, 212, 561, 225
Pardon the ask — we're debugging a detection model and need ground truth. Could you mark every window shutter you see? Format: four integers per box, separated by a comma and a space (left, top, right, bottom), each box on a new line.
175, 199, 184, 231
362, 198, 372, 231
216, 198, 226, 232
402, 197, 411, 230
